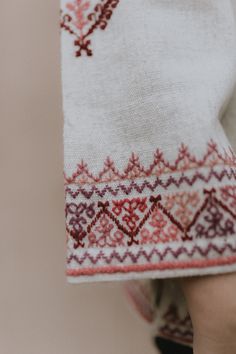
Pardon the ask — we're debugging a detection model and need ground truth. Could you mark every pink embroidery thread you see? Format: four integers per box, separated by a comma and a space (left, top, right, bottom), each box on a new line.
67, 254, 236, 276
64, 140, 236, 185
65, 187, 236, 249
65, 140, 236, 276
61, 0, 120, 57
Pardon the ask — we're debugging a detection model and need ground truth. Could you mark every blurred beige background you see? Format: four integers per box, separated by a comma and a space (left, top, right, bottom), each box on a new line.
0, 1, 236, 354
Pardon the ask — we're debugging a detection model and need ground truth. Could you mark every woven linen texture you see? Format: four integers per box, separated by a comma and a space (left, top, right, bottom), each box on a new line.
60, 0, 236, 346
61, 0, 236, 283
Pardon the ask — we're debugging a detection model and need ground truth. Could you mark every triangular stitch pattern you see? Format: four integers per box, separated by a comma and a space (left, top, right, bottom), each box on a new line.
65, 188, 236, 249
64, 140, 236, 275
64, 139, 236, 185
67, 243, 236, 266
187, 189, 236, 239
64, 140, 236, 249
65, 169, 236, 199
158, 304, 193, 345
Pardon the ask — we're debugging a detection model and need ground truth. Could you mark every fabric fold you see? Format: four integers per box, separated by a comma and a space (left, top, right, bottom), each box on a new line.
60, 0, 236, 347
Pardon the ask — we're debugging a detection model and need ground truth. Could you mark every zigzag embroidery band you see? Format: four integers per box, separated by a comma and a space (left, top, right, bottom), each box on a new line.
64, 140, 236, 279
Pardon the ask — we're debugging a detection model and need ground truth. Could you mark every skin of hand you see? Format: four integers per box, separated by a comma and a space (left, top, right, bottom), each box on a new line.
180, 272, 236, 354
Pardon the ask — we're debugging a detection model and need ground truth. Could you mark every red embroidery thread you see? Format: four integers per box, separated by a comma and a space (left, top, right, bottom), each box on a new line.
64, 140, 236, 185
61, 0, 120, 57
67, 254, 236, 275
65, 188, 236, 249
158, 304, 193, 344
65, 140, 236, 277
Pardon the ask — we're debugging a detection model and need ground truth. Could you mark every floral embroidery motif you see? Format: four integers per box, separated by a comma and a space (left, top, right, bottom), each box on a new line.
65, 188, 236, 249
88, 214, 125, 247
140, 210, 181, 245
163, 192, 200, 228
65, 201, 96, 247
220, 186, 236, 210
187, 189, 236, 239
61, 0, 120, 57
65, 140, 236, 278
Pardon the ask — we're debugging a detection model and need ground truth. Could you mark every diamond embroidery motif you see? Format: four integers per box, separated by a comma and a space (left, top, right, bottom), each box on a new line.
64, 140, 236, 280
188, 190, 236, 239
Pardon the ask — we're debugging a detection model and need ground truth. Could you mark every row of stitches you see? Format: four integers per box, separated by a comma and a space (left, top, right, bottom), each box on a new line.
65, 187, 236, 248
67, 242, 236, 267
64, 140, 236, 186
65, 168, 236, 199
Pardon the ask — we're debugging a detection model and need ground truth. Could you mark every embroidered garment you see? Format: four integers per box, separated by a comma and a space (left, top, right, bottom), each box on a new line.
60, 0, 236, 347
125, 278, 194, 347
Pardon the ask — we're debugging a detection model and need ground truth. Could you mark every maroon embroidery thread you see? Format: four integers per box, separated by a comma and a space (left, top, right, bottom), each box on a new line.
65, 188, 236, 249
66, 169, 236, 200
65, 140, 236, 276
67, 243, 236, 267
61, 0, 120, 57
64, 140, 236, 186
159, 304, 193, 344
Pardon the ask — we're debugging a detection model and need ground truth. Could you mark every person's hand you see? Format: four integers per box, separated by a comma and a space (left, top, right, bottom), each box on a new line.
181, 272, 236, 354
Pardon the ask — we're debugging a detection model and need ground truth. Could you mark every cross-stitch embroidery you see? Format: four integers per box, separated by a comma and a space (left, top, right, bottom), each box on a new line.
64, 140, 236, 278
158, 304, 193, 344
61, 0, 120, 57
